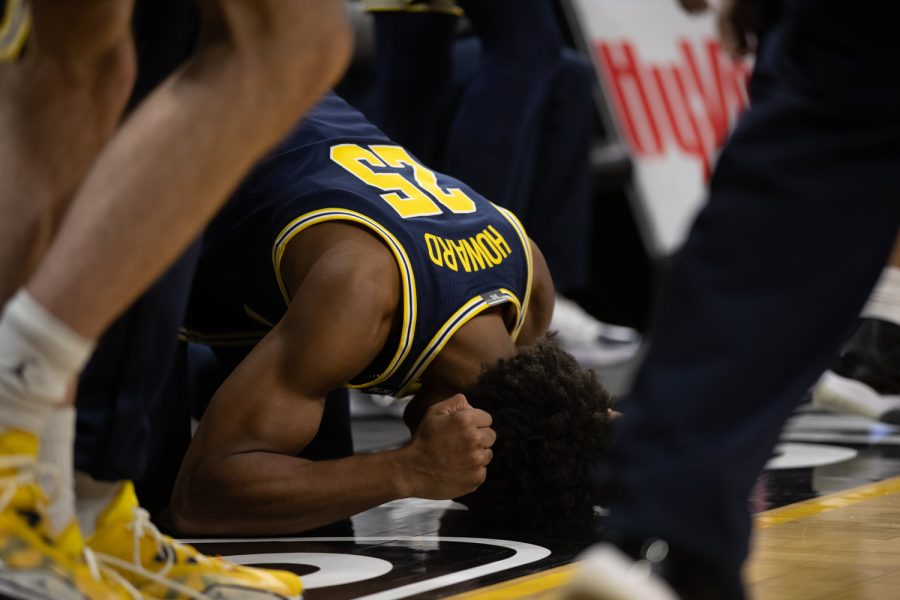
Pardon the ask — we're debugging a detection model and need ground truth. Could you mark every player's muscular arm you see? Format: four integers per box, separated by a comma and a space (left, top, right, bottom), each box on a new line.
173, 231, 401, 535
173, 225, 494, 534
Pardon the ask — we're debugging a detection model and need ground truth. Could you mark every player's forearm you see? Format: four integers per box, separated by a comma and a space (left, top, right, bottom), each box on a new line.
172, 448, 416, 536
27, 0, 351, 339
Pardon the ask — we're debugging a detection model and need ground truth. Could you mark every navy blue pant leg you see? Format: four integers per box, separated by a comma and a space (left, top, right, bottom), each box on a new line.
522, 50, 595, 292
599, 2, 900, 597
76, 241, 201, 482
369, 12, 457, 166
443, 0, 562, 211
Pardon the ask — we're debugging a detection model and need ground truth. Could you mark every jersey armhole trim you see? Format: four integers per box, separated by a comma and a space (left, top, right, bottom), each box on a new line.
272, 207, 417, 388
394, 292, 512, 398
492, 205, 533, 342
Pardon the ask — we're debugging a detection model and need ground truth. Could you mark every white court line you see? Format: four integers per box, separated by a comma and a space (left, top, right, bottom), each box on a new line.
181, 536, 551, 599
781, 431, 900, 446
224, 552, 393, 589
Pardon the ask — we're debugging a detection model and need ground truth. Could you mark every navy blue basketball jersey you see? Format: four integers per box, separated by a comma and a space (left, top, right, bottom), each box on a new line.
183, 92, 533, 397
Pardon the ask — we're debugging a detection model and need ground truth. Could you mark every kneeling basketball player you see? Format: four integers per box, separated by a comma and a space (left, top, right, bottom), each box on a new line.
171, 92, 611, 536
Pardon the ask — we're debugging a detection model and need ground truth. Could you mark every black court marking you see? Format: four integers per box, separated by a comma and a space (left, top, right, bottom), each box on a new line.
183, 499, 591, 599
759, 405, 900, 509
188, 537, 550, 598
174, 405, 900, 598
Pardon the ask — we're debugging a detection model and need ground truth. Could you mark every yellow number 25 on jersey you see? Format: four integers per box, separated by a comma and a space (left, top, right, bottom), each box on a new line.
330, 144, 477, 219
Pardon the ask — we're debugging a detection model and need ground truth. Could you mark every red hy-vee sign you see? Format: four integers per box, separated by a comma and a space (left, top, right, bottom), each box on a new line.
596, 38, 750, 180
566, 0, 751, 254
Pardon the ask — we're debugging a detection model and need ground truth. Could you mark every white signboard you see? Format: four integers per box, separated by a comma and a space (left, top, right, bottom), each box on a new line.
568, 0, 751, 255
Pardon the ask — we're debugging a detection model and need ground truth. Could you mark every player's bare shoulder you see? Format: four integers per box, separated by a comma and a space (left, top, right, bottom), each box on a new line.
279, 220, 402, 336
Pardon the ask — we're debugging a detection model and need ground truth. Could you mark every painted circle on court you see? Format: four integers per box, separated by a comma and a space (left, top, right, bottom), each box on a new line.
225, 552, 393, 589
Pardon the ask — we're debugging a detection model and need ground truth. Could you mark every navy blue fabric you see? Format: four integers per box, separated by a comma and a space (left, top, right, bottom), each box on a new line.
184, 92, 533, 397
128, 0, 198, 111
598, 2, 900, 597
369, 11, 458, 166
76, 242, 201, 481
368, 0, 594, 292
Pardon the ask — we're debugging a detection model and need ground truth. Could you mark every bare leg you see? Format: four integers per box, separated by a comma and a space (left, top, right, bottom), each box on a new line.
0, 3, 349, 592
0, 0, 135, 304
27, 0, 352, 342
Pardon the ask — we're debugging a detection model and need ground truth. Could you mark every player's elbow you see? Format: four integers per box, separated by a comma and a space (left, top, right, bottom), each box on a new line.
171, 459, 233, 536
171, 502, 214, 537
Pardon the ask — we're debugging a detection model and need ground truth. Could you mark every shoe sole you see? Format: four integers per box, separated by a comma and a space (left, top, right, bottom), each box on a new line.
565, 545, 679, 600
0, 575, 81, 600
812, 371, 900, 425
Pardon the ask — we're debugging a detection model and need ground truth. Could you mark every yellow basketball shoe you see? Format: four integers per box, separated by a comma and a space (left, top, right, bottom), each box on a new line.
0, 428, 138, 599
86, 481, 302, 599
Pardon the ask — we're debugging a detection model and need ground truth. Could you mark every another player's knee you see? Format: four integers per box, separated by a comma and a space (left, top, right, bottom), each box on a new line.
199, 0, 352, 103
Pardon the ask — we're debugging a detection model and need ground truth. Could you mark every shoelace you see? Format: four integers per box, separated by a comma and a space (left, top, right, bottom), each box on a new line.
0, 455, 144, 597
0, 454, 52, 514
94, 506, 241, 600
83, 547, 142, 599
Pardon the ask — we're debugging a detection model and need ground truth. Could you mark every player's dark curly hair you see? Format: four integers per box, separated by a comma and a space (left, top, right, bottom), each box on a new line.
457, 333, 612, 533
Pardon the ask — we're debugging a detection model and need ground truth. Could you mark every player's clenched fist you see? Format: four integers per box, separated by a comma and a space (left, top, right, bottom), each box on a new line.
399, 394, 496, 499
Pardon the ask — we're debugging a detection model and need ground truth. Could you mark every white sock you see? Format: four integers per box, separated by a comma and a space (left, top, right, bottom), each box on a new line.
0, 290, 95, 433
38, 407, 76, 536
74, 472, 122, 537
862, 267, 900, 326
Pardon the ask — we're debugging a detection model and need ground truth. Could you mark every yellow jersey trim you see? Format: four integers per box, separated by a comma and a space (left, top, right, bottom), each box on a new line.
243, 304, 276, 328
395, 291, 518, 398
497, 287, 523, 335
492, 205, 533, 342
0, 0, 30, 62
178, 327, 268, 347
272, 208, 417, 389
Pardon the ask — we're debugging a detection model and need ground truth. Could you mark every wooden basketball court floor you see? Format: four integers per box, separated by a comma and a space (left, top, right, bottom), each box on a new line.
182, 406, 900, 599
